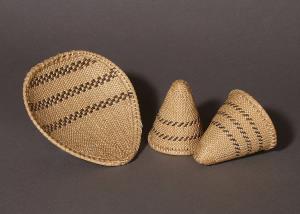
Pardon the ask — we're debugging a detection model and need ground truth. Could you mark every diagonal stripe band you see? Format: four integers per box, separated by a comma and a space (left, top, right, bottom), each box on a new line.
211, 120, 241, 157
28, 68, 118, 112
217, 111, 252, 153
41, 91, 133, 134
29, 58, 97, 88
224, 101, 264, 151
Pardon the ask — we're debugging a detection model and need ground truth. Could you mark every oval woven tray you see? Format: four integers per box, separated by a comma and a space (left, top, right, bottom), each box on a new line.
23, 50, 142, 166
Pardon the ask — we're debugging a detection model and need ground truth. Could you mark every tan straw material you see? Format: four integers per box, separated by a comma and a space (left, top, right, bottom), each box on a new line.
23, 50, 142, 166
148, 80, 202, 155
193, 89, 277, 165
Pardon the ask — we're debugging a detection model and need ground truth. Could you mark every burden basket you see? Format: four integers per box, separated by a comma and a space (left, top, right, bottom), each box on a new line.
193, 89, 277, 165
148, 80, 202, 155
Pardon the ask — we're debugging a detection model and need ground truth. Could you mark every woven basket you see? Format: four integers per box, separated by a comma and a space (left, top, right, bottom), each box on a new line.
193, 89, 277, 165
148, 80, 202, 155
23, 50, 142, 166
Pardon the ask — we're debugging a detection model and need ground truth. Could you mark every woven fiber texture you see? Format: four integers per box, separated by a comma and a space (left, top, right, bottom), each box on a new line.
23, 50, 142, 166
148, 80, 202, 155
193, 89, 277, 165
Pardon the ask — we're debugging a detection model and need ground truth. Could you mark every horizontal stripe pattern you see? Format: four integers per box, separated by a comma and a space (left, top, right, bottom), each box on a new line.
151, 127, 201, 141
156, 114, 200, 127
28, 68, 118, 112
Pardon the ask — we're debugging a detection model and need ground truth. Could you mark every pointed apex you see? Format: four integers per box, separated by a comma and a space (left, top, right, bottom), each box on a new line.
168, 79, 192, 97
160, 80, 198, 121
171, 79, 190, 90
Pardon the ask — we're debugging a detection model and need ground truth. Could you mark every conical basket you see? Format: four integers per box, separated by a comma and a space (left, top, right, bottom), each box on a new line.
148, 80, 202, 155
23, 50, 142, 166
193, 89, 277, 165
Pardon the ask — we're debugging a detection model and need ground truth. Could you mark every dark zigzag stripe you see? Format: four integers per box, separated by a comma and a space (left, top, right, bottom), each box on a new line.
29, 58, 97, 88
41, 91, 133, 134
151, 128, 201, 141
28, 69, 118, 112
156, 114, 200, 127
211, 120, 241, 157
224, 101, 264, 151
217, 111, 252, 153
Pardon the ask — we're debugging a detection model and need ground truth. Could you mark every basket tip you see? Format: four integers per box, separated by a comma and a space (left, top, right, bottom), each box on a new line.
170, 79, 191, 92
228, 89, 248, 97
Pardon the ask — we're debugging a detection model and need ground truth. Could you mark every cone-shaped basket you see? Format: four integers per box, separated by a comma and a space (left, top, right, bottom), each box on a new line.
148, 80, 202, 155
23, 50, 142, 166
193, 89, 277, 165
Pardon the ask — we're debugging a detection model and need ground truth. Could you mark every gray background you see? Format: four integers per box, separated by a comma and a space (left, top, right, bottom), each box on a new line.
0, 0, 299, 213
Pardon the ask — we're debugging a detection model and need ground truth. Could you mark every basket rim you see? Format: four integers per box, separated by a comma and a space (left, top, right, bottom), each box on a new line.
228, 89, 277, 149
